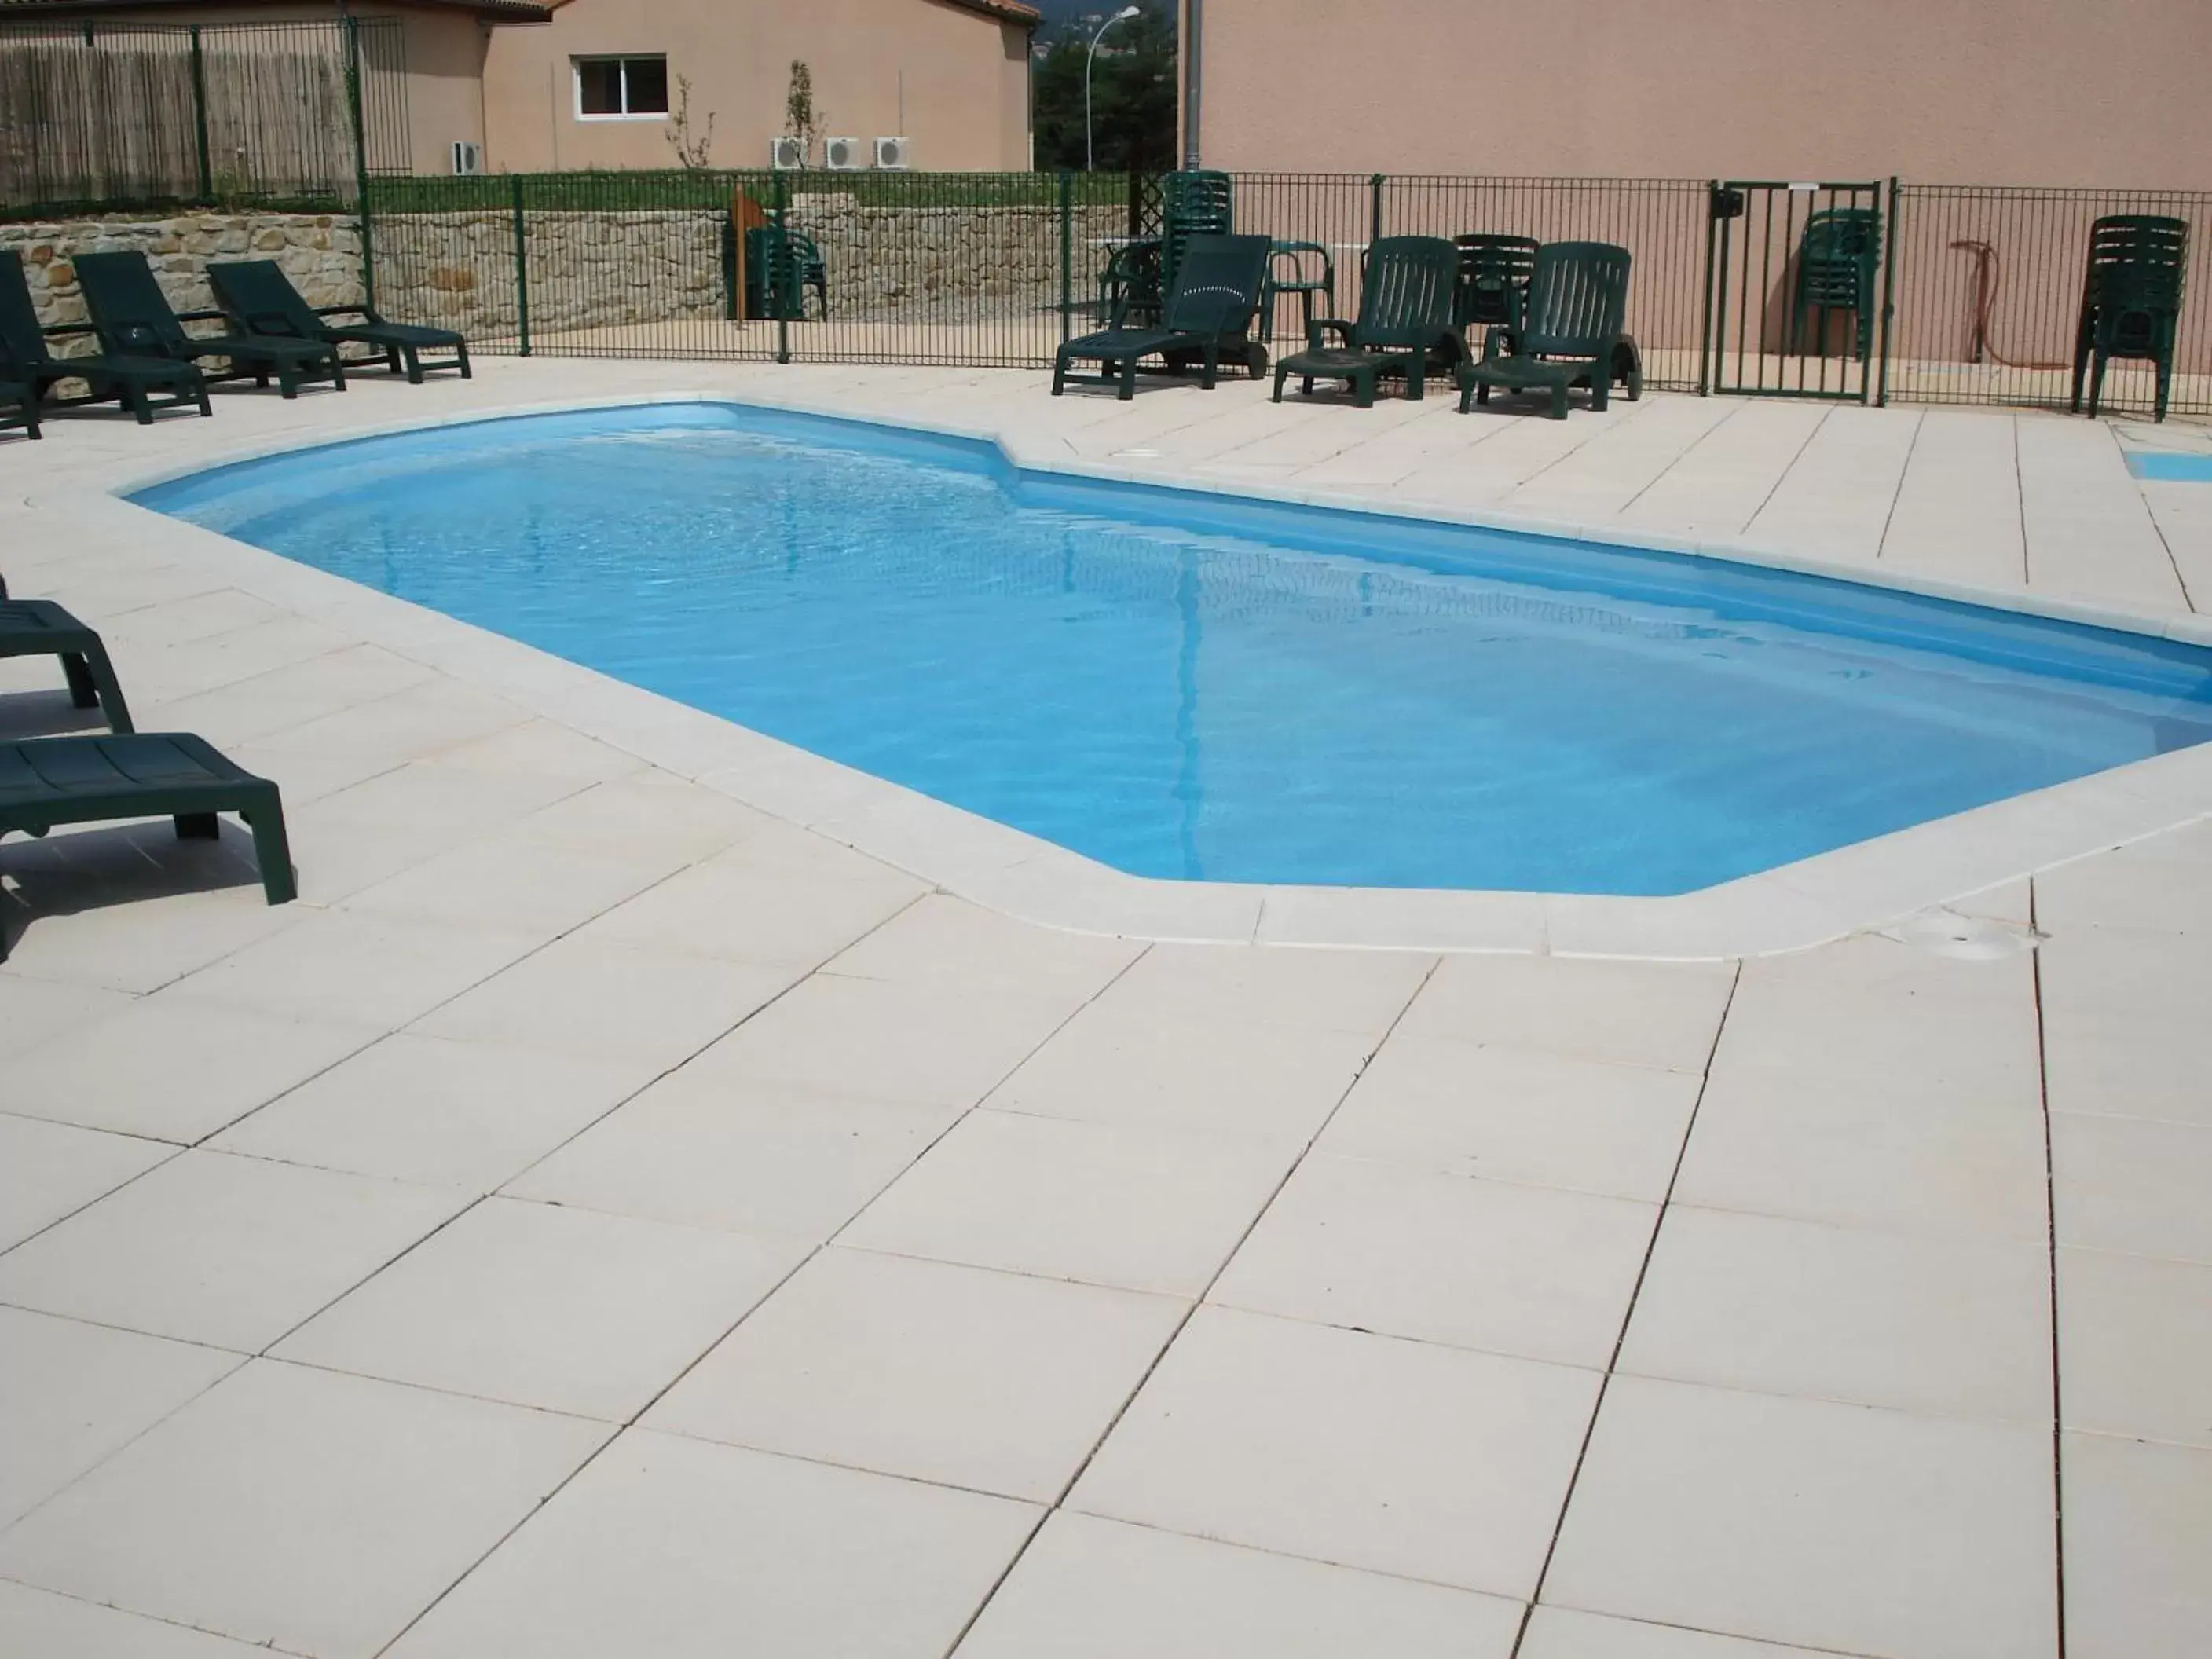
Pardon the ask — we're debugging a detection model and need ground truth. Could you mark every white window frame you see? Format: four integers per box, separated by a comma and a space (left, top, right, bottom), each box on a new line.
572, 54, 669, 123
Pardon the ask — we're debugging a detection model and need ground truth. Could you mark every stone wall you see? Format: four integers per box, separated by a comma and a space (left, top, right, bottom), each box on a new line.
0, 213, 364, 343
372, 209, 724, 342
369, 196, 1131, 341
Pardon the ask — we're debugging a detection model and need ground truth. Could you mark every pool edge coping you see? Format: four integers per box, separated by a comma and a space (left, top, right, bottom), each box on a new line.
42, 383, 2212, 961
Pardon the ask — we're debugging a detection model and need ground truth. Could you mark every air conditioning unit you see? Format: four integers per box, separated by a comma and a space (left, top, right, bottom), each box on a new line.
770, 135, 806, 170
873, 135, 911, 170
450, 141, 482, 176
823, 136, 862, 171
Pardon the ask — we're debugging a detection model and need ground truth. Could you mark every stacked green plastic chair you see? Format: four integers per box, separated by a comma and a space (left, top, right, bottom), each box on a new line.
1789, 207, 1881, 361
2071, 214, 2188, 422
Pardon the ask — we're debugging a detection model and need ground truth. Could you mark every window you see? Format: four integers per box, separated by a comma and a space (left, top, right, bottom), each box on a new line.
573, 55, 669, 120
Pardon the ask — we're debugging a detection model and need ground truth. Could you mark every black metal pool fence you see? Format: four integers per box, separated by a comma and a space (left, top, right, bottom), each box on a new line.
353, 170, 2212, 419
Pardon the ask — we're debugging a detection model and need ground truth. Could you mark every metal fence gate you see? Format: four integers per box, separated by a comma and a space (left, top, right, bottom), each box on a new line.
1705, 179, 1889, 402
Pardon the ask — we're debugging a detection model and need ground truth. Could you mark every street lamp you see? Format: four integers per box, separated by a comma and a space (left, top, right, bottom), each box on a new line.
1085, 5, 1143, 173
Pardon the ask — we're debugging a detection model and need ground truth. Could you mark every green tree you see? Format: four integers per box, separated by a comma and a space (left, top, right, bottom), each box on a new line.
1032, 2, 1177, 173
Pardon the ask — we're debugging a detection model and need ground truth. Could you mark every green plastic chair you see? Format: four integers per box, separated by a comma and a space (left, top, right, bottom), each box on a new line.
0, 251, 209, 425
1054, 234, 1273, 400
208, 259, 468, 385
1261, 241, 1335, 343
1272, 236, 1462, 408
1789, 207, 1881, 361
1453, 233, 1540, 335
1458, 240, 1639, 419
0, 733, 294, 961
744, 226, 828, 320
73, 251, 345, 398
2071, 214, 2188, 423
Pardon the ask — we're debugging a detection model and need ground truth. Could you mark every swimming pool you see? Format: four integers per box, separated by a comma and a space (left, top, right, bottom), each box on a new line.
137, 402, 2212, 896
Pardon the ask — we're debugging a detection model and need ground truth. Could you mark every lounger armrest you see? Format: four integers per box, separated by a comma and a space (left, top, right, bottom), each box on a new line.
1306, 318, 1356, 351
315, 304, 379, 324
1481, 325, 1512, 362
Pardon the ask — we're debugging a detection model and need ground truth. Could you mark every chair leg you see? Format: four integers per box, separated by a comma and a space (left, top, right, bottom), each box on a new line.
404, 346, 423, 386
1549, 383, 1569, 420
2069, 325, 2092, 412
1051, 351, 1068, 396
194, 380, 212, 417
2088, 351, 2108, 420
457, 342, 472, 379
174, 811, 220, 840
130, 385, 154, 425
243, 792, 296, 904
331, 357, 347, 391
1199, 346, 1219, 390
2156, 356, 2173, 423
1271, 364, 1290, 404
60, 654, 100, 709
1118, 355, 1138, 401
1354, 368, 1376, 410
79, 641, 134, 733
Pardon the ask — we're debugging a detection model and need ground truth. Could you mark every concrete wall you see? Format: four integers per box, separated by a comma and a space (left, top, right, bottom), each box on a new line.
479, 0, 1033, 174
1185, 0, 2212, 189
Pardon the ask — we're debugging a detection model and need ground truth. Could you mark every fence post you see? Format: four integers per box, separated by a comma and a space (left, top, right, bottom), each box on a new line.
1058, 170, 1074, 345
773, 168, 791, 365
1698, 180, 1720, 395
342, 16, 374, 309
188, 26, 211, 201
1369, 173, 1385, 244
1876, 175, 1901, 407
511, 172, 530, 357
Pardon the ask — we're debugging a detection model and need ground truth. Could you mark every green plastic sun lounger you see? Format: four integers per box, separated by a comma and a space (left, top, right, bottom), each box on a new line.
1272, 236, 1461, 408
208, 258, 470, 385
0, 376, 36, 440
73, 251, 345, 399
1458, 240, 1639, 419
0, 734, 294, 959
0, 597, 134, 732
1053, 233, 1273, 400
1, 250, 211, 425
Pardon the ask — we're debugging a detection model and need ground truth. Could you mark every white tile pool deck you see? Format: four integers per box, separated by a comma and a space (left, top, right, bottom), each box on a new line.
1, 361, 2209, 1658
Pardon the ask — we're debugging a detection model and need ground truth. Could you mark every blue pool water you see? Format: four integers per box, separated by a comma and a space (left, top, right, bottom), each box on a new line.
137, 402, 2212, 895
2127, 451, 2212, 482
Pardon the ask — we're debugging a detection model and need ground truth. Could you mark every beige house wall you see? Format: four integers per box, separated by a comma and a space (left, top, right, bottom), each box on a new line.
478, 0, 1032, 174
393, 9, 489, 177
1186, 0, 2212, 189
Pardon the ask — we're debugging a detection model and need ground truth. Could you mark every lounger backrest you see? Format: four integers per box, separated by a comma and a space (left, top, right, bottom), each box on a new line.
0, 251, 56, 372
1355, 236, 1459, 350
1162, 233, 1272, 336
207, 260, 322, 338
1518, 241, 1632, 358
72, 252, 191, 354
